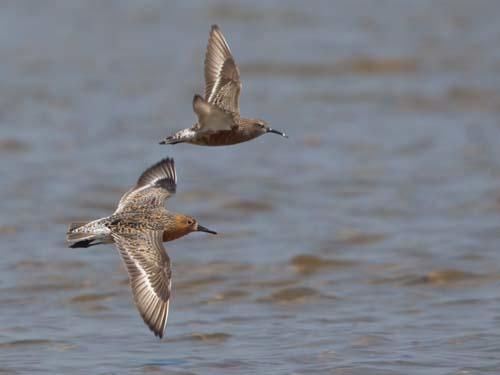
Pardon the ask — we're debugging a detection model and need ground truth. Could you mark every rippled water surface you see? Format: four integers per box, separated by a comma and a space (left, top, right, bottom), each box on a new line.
2, 1, 500, 374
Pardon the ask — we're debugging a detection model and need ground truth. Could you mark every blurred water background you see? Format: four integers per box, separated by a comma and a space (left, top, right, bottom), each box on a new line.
1, 1, 500, 374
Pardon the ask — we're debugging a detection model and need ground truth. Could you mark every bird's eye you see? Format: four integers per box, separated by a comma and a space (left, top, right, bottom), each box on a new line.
187, 219, 194, 225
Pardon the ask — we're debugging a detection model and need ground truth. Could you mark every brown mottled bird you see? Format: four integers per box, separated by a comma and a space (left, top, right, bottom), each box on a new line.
159, 24, 287, 146
66, 158, 216, 338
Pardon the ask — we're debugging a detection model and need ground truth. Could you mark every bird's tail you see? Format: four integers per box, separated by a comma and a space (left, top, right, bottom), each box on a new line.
159, 127, 197, 145
66, 220, 111, 248
159, 135, 183, 145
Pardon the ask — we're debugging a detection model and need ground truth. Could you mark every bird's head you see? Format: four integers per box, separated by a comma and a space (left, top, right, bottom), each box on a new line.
163, 214, 217, 242
252, 119, 287, 138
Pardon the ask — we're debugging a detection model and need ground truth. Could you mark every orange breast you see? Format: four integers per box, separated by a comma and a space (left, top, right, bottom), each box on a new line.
162, 230, 187, 242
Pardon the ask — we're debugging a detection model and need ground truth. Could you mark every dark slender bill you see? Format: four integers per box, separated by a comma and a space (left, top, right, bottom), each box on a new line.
267, 128, 288, 138
197, 224, 217, 235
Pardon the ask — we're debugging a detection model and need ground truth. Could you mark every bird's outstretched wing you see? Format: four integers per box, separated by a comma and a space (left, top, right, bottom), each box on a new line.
204, 25, 241, 115
115, 158, 177, 213
112, 230, 171, 338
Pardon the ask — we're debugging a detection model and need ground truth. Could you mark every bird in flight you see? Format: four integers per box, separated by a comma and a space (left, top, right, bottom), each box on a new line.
160, 25, 287, 146
67, 158, 216, 338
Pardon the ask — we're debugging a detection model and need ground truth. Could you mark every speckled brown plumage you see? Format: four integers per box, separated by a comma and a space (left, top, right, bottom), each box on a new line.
66, 158, 216, 338
160, 25, 287, 146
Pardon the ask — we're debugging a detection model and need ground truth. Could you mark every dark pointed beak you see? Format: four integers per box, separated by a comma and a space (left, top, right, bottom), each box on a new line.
267, 128, 288, 138
197, 224, 217, 235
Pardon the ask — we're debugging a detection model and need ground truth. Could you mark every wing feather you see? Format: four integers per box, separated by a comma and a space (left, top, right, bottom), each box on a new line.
204, 25, 241, 114
115, 158, 177, 213
112, 230, 172, 338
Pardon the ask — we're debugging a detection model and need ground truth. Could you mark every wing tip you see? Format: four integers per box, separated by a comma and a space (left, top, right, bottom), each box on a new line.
143, 315, 166, 339
134, 290, 169, 339
137, 158, 177, 191
159, 157, 175, 174
144, 304, 168, 339
154, 327, 164, 339
209, 24, 227, 46
159, 157, 175, 166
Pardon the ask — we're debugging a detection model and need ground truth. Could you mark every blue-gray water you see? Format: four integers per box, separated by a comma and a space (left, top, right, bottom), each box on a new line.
1, 1, 500, 374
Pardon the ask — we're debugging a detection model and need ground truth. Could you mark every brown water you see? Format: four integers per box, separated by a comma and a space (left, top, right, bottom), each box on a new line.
1, 1, 500, 374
